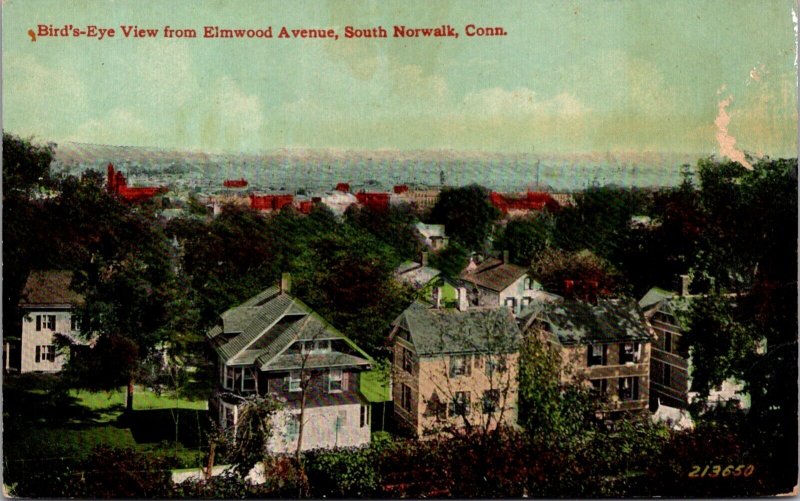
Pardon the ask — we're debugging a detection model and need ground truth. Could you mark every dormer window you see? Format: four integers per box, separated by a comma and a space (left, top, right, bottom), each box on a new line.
300, 339, 332, 355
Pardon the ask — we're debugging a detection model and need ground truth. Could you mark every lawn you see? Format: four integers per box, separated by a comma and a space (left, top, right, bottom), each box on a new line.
360, 369, 391, 402
3, 373, 211, 482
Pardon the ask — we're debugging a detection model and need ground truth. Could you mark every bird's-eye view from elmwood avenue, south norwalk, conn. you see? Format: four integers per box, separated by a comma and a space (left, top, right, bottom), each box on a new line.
2, 0, 798, 498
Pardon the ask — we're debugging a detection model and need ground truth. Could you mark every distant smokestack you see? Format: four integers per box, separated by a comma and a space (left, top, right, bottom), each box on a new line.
680, 274, 690, 297
503, 250, 510, 264
281, 272, 292, 294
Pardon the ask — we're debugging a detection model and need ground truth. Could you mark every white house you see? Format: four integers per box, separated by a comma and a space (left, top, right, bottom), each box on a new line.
14, 270, 84, 373
460, 252, 544, 317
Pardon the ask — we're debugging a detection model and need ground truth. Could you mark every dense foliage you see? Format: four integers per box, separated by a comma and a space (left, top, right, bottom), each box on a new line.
3, 133, 797, 497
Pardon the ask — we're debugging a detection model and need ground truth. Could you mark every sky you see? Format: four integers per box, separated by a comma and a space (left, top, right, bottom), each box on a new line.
3, 0, 798, 156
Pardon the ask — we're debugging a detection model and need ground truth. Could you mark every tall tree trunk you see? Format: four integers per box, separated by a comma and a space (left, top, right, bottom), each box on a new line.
127, 378, 135, 412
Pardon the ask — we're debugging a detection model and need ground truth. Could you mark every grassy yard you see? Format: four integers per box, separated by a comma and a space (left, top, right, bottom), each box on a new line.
360, 369, 391, 403
3, 373, 211, 480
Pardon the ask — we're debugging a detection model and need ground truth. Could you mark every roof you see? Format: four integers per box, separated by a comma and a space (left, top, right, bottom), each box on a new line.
522, 298, 651, 345
395, 261, 441, 290
415, 222, 447, 238
638, 287, 693, 328
18, 270, 84, 308
392, 302, 522, 356
208, 286, 371, 371
460, 257, 528, 293
638, 287, 675, 311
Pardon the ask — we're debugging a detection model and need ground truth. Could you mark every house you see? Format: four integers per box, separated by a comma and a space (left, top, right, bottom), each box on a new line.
13, 270, 85, 373
520, 297, 653, 415
639, 277, 750, 410
207, 275, 373, 452
389, 301, 522, 437
414, 222, 449, 251
460, 251, 545, 316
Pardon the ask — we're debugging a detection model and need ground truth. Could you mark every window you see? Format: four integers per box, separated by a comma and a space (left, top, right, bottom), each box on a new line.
663, 364, 671, 387
504, 297, 517, 311
449, 355, 471, 377
402, 347, 413, 374
242, 368, 256, 393
360, 405, 371, 428
222, 405, 236, 429
620, 343, 639, 364
521, 297, 532, 307
618, 377, 639, 401
590, 379, 608, 395
70, 315, 80, 332
286, 414, 299, 439
588, 344, 605, 366
35, 345, 55, 363
35, 315, 56, 332
524, 277, 534, 290
400, 384, 412, 411
288, 371, 302, 392
449, 391, 471, 417
335, 411, 347, 433
300, 339, 331, 355
663, 332, 672, 353
485, 356, 508, 378
482, 389, 500, 414
328, 369, 343, 393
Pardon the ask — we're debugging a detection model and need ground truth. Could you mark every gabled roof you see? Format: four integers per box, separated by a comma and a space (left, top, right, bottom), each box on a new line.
395, 261, 441, 290
522, 298, 651, 345
208, 286, 371, 370
391, 301, 522, 356
18, 270, 84, 308
460, 257, 528, 293
638, 287, 675, 311
638, 287, 693, 328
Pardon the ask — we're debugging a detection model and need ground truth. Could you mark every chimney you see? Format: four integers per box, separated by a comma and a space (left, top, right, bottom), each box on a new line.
457, 287, 469, 311
680, 274, 690, 297
503, 250, 510, 264
421, 251, 428, 267
281, 272, 292, 294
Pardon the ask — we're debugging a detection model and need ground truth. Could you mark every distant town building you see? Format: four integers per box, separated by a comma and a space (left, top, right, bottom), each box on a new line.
489, 191, 560, 216
106, 163, 165, 202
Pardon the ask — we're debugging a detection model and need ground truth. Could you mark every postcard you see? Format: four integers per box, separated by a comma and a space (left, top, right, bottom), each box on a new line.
2, 0, 798, 498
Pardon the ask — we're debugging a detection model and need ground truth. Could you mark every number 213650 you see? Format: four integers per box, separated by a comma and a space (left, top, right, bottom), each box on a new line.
688, 464, 755, 478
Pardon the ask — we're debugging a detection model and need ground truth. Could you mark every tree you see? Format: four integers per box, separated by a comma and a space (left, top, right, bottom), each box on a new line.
517, 333, 595, 441
493, 214, 556, 267
345, 202, 424, 261
531, 248, 626, 300
2, 134, 56, 342
429, 185, 500, 251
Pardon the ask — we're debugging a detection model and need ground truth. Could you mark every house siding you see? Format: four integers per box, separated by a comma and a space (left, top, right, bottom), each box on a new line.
20, 308, 77, 373
391, 331, 519, 437
269, 403, 371, 453
554, 339, 651, 414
